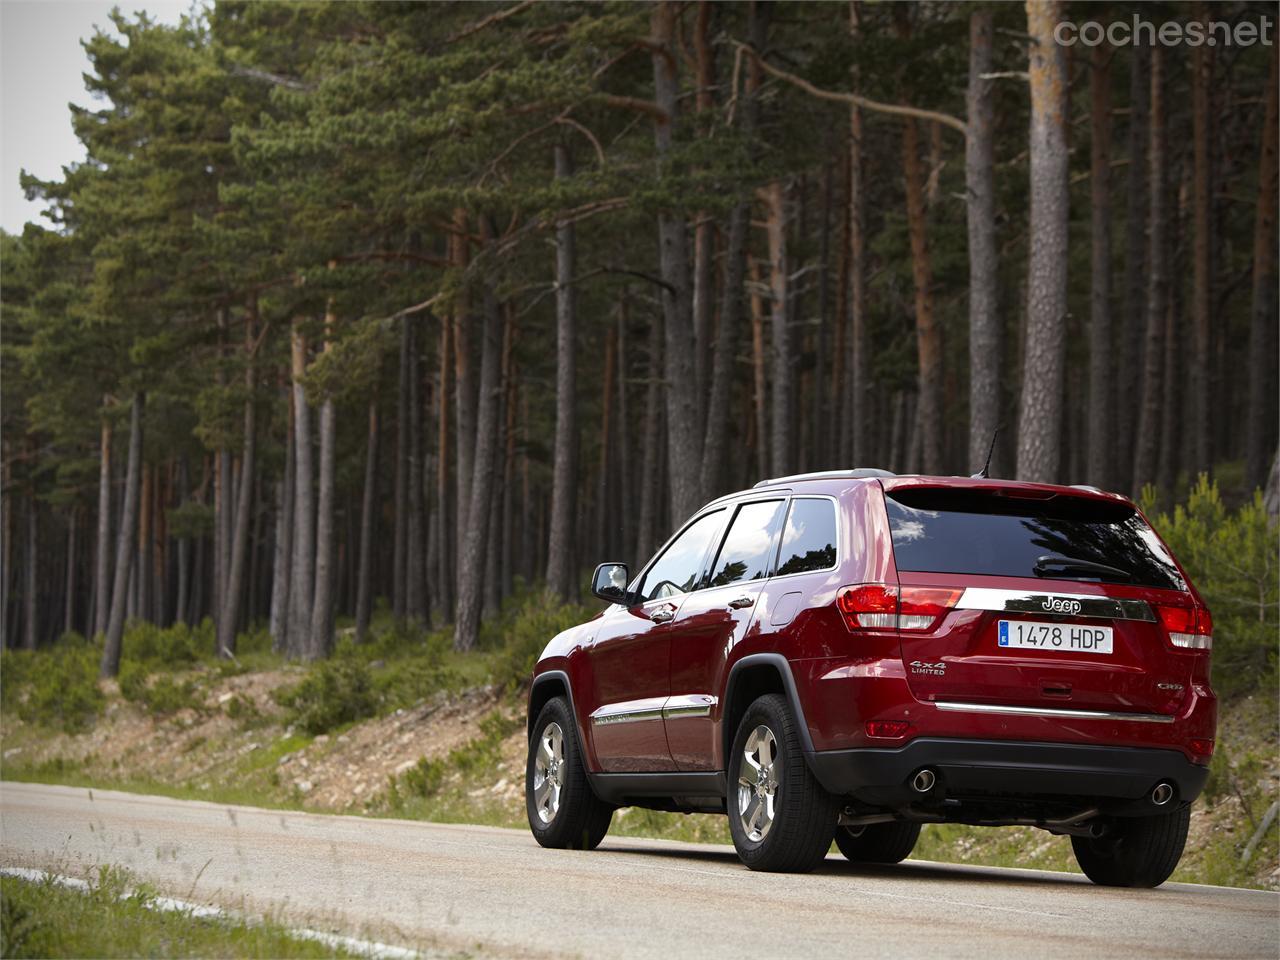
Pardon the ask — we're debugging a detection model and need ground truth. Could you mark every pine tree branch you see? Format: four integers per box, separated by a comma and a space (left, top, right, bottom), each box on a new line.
447, 0, 537, 44
732, 42, 968, 138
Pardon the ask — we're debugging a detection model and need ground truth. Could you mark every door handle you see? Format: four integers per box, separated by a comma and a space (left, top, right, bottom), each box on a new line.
728, 597, 754, 609
651, 608, 675, 623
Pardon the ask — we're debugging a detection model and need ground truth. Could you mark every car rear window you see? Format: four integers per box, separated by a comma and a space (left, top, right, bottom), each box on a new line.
884, 488, 1185, 591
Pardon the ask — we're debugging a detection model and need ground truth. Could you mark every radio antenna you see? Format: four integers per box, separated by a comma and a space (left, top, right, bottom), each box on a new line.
974, 426, 999, 479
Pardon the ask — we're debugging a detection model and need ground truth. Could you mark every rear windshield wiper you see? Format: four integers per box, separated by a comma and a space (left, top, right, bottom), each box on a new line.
1034, 555, 1132, 581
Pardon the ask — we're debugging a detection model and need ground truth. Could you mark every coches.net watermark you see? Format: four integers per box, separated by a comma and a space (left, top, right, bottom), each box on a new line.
1055, 15, 1274, 48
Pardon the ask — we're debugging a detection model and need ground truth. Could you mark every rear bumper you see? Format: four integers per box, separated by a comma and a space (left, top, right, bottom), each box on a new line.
807, 737, 1209, 811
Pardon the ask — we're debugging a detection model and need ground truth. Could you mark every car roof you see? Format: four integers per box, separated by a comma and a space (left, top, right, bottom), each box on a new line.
703, 470, 1134, 511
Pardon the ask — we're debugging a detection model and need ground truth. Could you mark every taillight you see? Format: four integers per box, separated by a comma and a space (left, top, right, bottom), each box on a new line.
1189, 738, 1215, 763
1156, 603, 1213, 650
837, 584, 961, 632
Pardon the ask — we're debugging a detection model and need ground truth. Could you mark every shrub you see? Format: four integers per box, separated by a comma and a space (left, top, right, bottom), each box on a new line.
274, 653, 377, 734
1145, 476, 1279, 699
485, 591, 593, 692
9, 641, 104, 733
121, 619, 211, 667
401, 756, 446, 798
118, 662, 201, 717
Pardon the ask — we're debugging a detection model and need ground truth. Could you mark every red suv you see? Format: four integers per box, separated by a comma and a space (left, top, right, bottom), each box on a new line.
524, 470, 1216, 886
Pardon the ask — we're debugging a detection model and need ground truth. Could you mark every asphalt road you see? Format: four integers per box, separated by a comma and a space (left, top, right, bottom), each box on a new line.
1, 781, 1276, 959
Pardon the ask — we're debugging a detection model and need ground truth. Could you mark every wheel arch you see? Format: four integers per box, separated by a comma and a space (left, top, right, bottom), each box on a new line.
721, 654, 817, 772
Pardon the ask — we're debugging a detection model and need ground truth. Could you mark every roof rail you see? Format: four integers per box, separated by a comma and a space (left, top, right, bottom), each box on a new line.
752, 468, 896, 489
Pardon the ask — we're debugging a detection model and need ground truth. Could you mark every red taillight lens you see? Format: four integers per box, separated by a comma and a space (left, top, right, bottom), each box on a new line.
837, 584, 959, 631
898, 587, 964, 630
1156, 603, 1213, 650
865, 720, 912, 739
837, 583, 898, 630
1189, 738, 1215, 763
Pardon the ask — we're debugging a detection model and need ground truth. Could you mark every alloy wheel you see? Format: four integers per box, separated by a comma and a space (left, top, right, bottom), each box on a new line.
737, 724, 779, 842
532, 721, 565, 824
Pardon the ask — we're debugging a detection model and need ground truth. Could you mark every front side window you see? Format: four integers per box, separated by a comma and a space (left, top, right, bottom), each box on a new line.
775, 498, 838, 576
638, 509, 725, 602
708, 500, 786, 588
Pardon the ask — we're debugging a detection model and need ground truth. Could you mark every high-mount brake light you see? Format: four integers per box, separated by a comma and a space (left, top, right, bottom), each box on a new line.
836, 584, 961, 632
1156, 603, 1214, 650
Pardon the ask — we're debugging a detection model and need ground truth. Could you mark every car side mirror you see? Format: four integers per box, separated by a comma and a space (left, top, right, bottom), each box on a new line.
591, 562, 630, 605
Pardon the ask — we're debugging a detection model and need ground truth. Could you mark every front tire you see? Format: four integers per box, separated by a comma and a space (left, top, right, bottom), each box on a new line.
727, 693, 837, 873
526, 697, 612, 850
834, 821, 921, 864
1071, 807, 1190, 887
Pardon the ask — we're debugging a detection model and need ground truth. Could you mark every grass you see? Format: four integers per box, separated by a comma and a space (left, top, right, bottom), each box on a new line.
0, 868, 362, 958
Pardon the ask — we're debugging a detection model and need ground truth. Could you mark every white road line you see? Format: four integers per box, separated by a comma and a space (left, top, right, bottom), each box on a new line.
0, 867, 420, 960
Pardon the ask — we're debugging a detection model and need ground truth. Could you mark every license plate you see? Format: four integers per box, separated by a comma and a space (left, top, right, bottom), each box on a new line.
998, 619, 1113, 654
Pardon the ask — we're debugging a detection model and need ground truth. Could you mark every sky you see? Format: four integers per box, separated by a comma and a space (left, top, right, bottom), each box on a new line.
1, 0, 188, 235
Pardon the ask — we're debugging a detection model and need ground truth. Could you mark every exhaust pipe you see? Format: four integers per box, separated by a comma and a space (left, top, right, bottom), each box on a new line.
911, 768, 937, 794
1151, 782, 1175, 806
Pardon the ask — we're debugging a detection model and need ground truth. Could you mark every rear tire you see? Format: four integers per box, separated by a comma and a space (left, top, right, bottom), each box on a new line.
526, 697, 613, 850
1071, 807, 1190, 888
727, 693, 837, 873
834, 821, 921, 864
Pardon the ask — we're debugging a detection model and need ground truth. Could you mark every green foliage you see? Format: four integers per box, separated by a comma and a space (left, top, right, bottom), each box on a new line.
118, 663, 202, 717
480, 587, 594, 692
2, 639, 104, 733
273, 650, 377, 734
0, 868, 360, 959
1145, 476, 1279, 698
121, 619, 212, 668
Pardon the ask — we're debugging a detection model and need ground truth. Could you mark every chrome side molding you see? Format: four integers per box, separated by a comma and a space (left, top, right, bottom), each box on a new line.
591, 694, 717, 726
956, 587, 1156, 623
934, 700, 1175, 724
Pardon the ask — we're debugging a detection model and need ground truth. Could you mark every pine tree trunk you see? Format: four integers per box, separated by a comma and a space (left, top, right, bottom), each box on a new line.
1087, 43, 1113, 488
62, 509, 76, 637
1133, 46, 1167, 494
288, 323, 315, 658
691, 0, 715, 421
1190, 2, 1214, 474
269, 391, 294, 651
614, 306, 633, 562
355, 400, 378, 642
454, 271, 504, 652
700, 1, 766, 496
175, 458, 190, 626
902, 117, 943, 475
94, 412, 112, 638
764, 180, 793, 478
436, 320, 454, 622
309, 390, 336, 660
966, 9, 999, 476
546, 145, 579, 600
637, 313, 663, 564
1246, 43, 1279, 491
392, 318, 409, 621
217, 308, 257, 659
596, 324, 617, 557
452, 209, 475, 584
749, 258, 769, 479
1158, 168, 1186, 502
23, 495, 36, 650
1120, 46, 1149, 490
1016, 0, 1070, 483
138, 464, 151, 626
652, 0, 702, 522
101, 392, 144, 677
406, 320, 426, 622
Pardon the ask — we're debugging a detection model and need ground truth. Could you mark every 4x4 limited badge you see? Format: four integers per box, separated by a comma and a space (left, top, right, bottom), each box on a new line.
1041, 597, 1083, 615
910, 660, 947, 676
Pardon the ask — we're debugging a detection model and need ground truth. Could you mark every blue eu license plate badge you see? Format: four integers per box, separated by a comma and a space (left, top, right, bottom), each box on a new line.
998, 621, 1009, 646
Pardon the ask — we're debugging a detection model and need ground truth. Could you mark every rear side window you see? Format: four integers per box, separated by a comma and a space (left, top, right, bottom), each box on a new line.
885, 489, 1184, 591
708, 500, 786, 587
775, 498, 838, 576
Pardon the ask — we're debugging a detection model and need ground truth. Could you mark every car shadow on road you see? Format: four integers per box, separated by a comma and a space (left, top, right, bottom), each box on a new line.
600, 842, 1089, 888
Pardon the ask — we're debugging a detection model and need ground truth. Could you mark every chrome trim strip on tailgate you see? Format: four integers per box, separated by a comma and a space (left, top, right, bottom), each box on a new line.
934, 701, 1175, 724
956, 587, 1156, 623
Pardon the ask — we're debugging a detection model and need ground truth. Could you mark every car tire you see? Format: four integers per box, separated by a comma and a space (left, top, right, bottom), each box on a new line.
526, 696, 613, 850
1070, 807, 1190, 888
727, 693, 838, 873
833, 821, 922, 864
